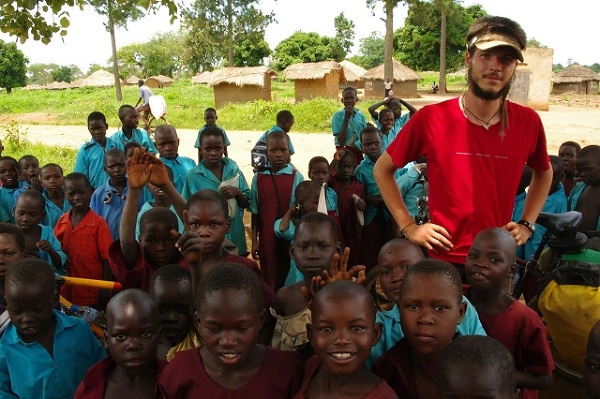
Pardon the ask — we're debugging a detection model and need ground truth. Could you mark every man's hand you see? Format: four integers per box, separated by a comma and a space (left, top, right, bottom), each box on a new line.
406, 222, 453, 253
503, 221, 532, 246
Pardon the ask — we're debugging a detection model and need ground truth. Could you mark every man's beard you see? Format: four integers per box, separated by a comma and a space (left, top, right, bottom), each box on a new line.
468, 68, 513, 101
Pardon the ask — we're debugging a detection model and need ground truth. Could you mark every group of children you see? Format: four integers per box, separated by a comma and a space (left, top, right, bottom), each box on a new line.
0, 92, 598, 398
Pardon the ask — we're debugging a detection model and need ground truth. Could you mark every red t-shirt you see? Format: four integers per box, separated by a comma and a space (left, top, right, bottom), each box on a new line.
387, 98, 550, 263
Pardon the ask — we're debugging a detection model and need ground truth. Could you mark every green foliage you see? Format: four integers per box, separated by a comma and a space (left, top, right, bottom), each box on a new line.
588, 63, 600, 73
28, 63, 60, 85
0, 0, 177, 44
183, 0, 274, 71
51, 64, 81, 83
394, 2, 486, 71
0, 40, 28, 94
272, 31, 337, 71
417, 71, 466, 92
1, 120, 28, 148
333, 12, 355, 61
349, 32, 385, 70
527, 38, 547, 48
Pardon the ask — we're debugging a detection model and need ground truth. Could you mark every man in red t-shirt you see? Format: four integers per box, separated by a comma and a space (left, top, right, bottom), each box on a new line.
374, 16, 552, 266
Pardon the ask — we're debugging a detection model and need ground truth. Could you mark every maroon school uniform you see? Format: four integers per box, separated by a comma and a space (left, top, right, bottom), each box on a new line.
329, 176, 365, 266
74, 356, 167, 398
157, 346, 303, 399
226, 254, 276, 310
294, 356, 398, 399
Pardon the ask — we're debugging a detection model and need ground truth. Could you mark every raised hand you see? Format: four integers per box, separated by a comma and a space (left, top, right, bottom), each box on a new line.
126, 147, 152, 189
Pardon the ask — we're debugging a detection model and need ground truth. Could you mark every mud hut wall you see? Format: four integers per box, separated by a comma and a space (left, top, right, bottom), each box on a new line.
214, 80, 271, 108
552, 81, 587, 95
146, 78, 162, 89
364, 79, 417, 99
522, 47, 553, 110
294, 71, 339, 102
587, 81, 599, 95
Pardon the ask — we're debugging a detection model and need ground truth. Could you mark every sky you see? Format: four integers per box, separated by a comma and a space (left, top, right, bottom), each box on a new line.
0, 0, 594, 72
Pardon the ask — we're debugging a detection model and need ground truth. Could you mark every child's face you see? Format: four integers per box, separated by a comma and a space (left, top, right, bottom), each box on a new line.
120, 108, 140, 130
309, 292, 381, 376
380, 112, 395, 132
388, 101, 402, 119
0, 234, 25, 278
14, 197, 45, 232
197, 288, 263, 370
151, 278, 194, 345
125, 146, 140, 161
147, 182, 167, 201
88, 119, 108, 143
378, 242, 425, 304
0, 160, 19, 188
105, 301, 160, 374
291, 221, 339, 282
298, 193, 320, 215
465, 232, 515, 290
437, 363, 517, 399
200, 135, 225, 167
361, 132, 382, 161
281, 118, 294, 133
41, 166, 63, 193
104, 153, 127, 185
399, 274, 465, 363
335, 155, 355, 180
155, 129, 179, 160
309, 161, 329, 185
341, 90, 357, 108
5, 281, 57, 343
19, 158, 39, 182
586, 332, 600, 399
63, 179, 92, 210
577, 154, 600, 187
139, 221, 178, 268
559, 144, 577, 175
267, 137, 289, 170
184, 200, 230, 255
204, 111, 217, 126
550, 162, 564, 192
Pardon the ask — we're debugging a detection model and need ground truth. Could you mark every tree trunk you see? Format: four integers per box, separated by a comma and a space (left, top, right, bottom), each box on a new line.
227, 0, 234, 67
439, 5, 448, 94
384, 0, 395, 93
6, 87, 12, 94
108, 11, 123, 102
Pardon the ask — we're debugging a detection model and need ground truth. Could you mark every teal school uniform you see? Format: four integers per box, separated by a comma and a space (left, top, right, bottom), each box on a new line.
194, 125, 231, 148
248, 165, 304, 214
256, 125, 296, 155
0, 183, 23, 223
332, 109, 367, 147
73, 137, 121, 189
42, 191, 71, 228
110, 128, 157, 154
38, 224, 68, 275
160, 155, 197, 193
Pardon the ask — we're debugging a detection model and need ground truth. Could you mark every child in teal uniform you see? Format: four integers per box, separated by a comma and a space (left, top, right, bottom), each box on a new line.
0, 258, 106, 399
368, 97, 416, 136
308, 156, 338, 215
0, 156, 22, 223
154, 125, 196, 193
182, 126, 251, 256
40, 163, 71, 228
194, 107, 230, 162
74, 111, 121, 190
110, 105, 157, 154
255, 110, 296, 157
12, 154, 42, 202
332, 87, 366, 162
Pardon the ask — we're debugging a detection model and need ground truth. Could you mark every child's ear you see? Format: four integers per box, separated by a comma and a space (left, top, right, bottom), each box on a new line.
306, 323, 313, 344
103, 330, 109, 350
289, 243, 296, 260
457, 300, 467, 325
508, 263, 516, 279
194, 310, 201, 328
225, 218, 231, 233
372, 322, 383, 346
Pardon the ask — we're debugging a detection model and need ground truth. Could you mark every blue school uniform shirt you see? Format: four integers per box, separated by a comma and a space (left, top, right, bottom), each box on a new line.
0, 183, 23, 223
135, 201, 184, 240
182, 157, 251, 254
90, 180, 142, 241
368, 299, 486, 368
274, 219, 303, 286
38, 225, 68, 275
110, 128, 157, 154
325, 186, 338, 214
514, 183, 568, 261
42, 191, 71, 228
256, 125, 296, 155
160, 155, 197, 193
0, 310, 106, 399
194, 125, 231, 148
332, 109, 367, 148
397, 165, 426, 217
374, 113, 411, 146
249, 165, 304, 215
73, 137, 121, 189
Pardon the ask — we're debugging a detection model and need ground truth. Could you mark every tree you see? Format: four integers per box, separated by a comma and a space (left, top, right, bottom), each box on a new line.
348, 32, 385, 70
527, 38, 547, 48
0, 0, 177, 44
183, 0, 274, 71
272, 31, 337, 71
0, 39, 28, 94
28, 63, 59, 85
333, 12, 355, 61
51, 64, 81, 82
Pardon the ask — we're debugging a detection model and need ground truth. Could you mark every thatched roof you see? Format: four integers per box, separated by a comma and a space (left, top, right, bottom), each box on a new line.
362, 58, 421, 81
22, 84, 44, 91
70, 79, 83, 88
552, 65, 600, 83
281, 61, 344, 81
45, 81, 72, 90
191, 71, 212, 84
340, 60, 367, 82
148, 75, 174, 84
125, 75, 141, 85
79, 70, 117, 87
209, 66, 276, 87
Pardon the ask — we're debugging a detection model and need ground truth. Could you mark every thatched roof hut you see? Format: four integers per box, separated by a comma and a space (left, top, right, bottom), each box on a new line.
340, 60, 367, 89
552, 65, 600, 95
282, 61, 344, 102
78, 70, 117, 87
22, 84, 44, 91
191, 71, 212, 84
208, 66, 276, 108
362, 58, 421, 98
45, 81, 72, 90
125, 75, 141, 86
146, 75, 174, 89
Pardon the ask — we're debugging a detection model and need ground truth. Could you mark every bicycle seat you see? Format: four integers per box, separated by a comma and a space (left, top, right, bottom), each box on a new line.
536, 211, 582, 238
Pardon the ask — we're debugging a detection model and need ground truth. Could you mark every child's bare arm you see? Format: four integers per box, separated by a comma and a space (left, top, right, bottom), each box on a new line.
175, 229, 203, 300
368, 99, 387, 119
220, 186, 249, 209
37, 240, 62, 270
397, 98, 417, 116
251, 213, 260, 260
337, 109, 353, 148
278, 205, 296, 233
516, 371, 552, 391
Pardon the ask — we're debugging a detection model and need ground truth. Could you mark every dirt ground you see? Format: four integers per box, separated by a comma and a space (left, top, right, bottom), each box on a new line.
11, 93, 600, 180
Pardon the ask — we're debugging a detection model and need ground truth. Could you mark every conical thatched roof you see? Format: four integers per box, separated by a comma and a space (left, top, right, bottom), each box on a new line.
191, 71, 212, 84
148, 75, 174, 84
209, 66, 276, 87
281, 61, 344, 81
363, 59, 421, 81
126, 75, 141, 85
340, 60, 367, 82
70, 79, 83, 88
80, 70, 117, 87
22, 84, 44, 91
45, 81, 72, 90
552, 65, 600, 83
